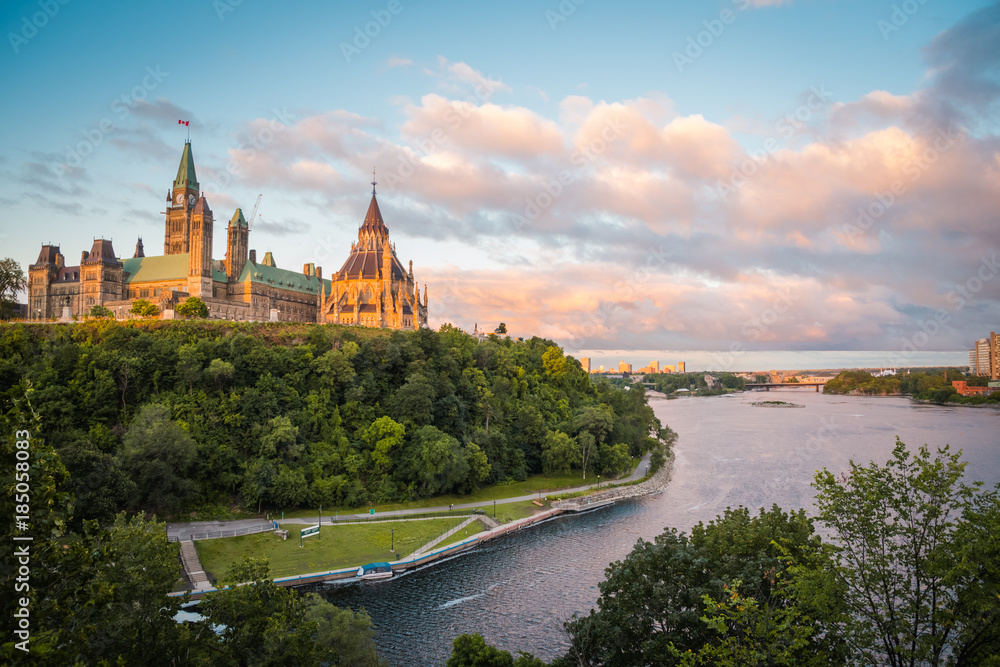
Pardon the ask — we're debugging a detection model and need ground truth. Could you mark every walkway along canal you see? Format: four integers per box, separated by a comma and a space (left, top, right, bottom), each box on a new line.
170, 455, 674, 601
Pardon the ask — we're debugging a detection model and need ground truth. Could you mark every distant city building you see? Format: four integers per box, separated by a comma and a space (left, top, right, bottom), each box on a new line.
649, 360, 659, 372
952, 380, 993, 397
580, 357, 591, 373
677, 361, 685, 373
618, 360, 632, 374
971, 338, 991, 376
665, 365, 675, 373
992, 332, 999, 380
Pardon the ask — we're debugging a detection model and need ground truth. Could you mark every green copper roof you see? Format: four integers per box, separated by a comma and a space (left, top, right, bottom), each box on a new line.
122, 252, 330, 296
237, 261, 331, 296
230, 209, 247, 228
174, 142, 199, 191
123, 254, 226, 283
260, 251, 276, 267
123, 255, 188, 283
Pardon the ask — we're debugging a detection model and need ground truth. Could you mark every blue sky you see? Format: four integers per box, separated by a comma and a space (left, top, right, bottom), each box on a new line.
1, 0, 997, 365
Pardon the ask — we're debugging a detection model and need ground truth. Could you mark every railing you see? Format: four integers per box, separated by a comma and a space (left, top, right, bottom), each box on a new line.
168, 523, 273, 542
168, 511, 481, 542
326, 510, 477, 524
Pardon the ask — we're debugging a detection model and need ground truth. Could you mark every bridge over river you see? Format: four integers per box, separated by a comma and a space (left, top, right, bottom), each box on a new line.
745, 382, 825, 392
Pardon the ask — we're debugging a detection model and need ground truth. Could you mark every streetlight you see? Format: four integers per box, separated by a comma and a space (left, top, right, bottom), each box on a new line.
493, 500, 496, 519
597, 475, 601, 489
390, 528, 395, 553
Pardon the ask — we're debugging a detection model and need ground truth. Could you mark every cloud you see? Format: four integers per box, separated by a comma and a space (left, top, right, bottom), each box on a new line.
386, 56, 412, 68
253, 217, 310, 236
428, 56, 512, 101
14, 42, 986, 354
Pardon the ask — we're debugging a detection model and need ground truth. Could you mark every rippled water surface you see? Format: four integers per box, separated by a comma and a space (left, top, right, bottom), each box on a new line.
313, 392, 1000, 665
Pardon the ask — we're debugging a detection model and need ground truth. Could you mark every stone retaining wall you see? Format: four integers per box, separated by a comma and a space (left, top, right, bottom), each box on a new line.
554, 448, 675, 510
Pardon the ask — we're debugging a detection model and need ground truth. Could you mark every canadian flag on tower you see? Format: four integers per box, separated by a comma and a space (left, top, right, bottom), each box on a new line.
178, 120, 189, 126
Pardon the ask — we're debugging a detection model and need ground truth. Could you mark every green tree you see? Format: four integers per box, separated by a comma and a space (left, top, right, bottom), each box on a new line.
495, 322, 507, 334
86, 304, 113, 318
0, 257, 27, 319
207, 358, 235, 391
680, 582, 813, 667
302, 593, 387, 666
563, 505, 835, 666
413, 425, 470, 496
74, 514, 193, 665
390, 373, 436, 428
364, 416, 406, 475
809, 438, 1000, 666
600, 442, 632, 477
199, 558, 332, 665
541, 430, 579, 474
465, 442, 492, 491
577, 431, 596, 479
175, 296, 209, 318
447, 633, 545, 667
121, 403, 198, 516
130, 298, 160, 318
542, 345, 568, 379
176, 343, 203, 393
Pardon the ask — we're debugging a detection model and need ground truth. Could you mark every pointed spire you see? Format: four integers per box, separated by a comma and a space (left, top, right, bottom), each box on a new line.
133, 237, 145, 258
230, 208, 247, 228
260, 251, 276, 267
192, 194, 211, 216
371, 166, 377, 195
360, 189, 388, 236
174, 142, 199, 191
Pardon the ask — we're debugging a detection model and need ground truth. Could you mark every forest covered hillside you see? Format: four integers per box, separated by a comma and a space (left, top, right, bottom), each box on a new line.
0, 321, 666, 525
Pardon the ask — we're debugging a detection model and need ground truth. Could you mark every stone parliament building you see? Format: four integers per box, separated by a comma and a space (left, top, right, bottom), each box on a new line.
28, 142, 429, 328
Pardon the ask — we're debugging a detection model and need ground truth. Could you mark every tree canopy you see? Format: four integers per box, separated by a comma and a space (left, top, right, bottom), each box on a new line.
0, 321, 665, 522
0, 257, 27, 319
175, 296, 209, 318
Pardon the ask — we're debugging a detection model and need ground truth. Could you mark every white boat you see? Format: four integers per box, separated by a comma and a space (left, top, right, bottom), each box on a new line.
357, 562, 393, 580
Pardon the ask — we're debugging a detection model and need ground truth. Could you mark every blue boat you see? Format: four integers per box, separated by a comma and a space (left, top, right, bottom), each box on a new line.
357, 562, 393, 580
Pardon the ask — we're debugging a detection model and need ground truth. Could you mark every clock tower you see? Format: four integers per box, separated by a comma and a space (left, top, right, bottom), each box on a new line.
164, 141, 200, 255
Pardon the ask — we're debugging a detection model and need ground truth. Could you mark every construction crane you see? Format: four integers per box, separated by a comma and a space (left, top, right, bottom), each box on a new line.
246, 194, 262, 232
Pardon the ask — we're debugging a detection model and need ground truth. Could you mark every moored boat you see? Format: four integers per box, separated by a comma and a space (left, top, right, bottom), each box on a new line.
357, 562, 393, 580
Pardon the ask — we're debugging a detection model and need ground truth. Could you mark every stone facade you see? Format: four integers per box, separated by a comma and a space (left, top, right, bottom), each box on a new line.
319, 179, 428, 330
27, 143, 429, 328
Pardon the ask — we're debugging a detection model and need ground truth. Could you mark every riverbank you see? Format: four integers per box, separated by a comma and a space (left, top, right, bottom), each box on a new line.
171, 451, 676, 601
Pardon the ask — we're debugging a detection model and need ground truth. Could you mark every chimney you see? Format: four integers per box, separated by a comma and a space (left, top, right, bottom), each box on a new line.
81, 251, 89, 262
316, 266, 322, 281
249, 249, 257, 264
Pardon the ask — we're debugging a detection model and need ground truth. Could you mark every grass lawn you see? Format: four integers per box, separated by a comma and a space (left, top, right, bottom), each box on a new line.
194, 518, 465, 581
437, 521, 486, 549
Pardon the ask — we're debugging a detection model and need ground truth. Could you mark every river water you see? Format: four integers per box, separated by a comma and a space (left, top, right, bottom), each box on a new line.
313, 391, 1000, 665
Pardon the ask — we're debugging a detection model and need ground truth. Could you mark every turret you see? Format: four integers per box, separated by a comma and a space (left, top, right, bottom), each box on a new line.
226, 209, 249, 282
188, 195, 213, 298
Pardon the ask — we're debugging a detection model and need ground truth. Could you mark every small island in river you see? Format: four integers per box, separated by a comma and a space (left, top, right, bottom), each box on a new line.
751, 400, 805, 408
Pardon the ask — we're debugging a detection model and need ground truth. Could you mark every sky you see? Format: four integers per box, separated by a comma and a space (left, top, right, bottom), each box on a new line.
1, 0, 998, 370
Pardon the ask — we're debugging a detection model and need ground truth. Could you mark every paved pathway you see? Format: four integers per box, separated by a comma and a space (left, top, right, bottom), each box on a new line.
167, 453, 652, 541
178, 540, 212, 591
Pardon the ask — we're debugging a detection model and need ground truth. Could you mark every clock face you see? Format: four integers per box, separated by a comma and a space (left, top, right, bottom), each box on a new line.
174, 193, 184, 205
188, 194, 196, 207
